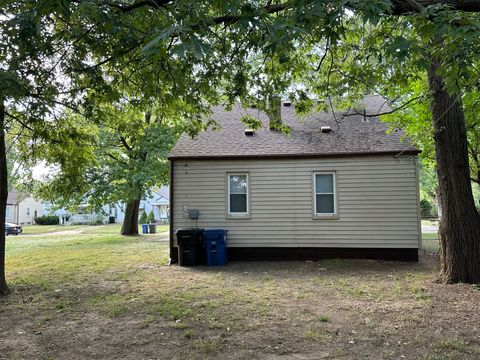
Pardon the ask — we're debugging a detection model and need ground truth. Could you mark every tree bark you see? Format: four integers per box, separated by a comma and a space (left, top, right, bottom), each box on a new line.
121, 198, 141, 236
0, 99, 10, 296
428, 57, 480, 284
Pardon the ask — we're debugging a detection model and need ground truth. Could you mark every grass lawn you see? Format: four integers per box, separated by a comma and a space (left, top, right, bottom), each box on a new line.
421, 219, 439, 227
1, 228, 479, 359
21, 224, 84, 235
422, 232, 440, 254
21, 223, 170, 235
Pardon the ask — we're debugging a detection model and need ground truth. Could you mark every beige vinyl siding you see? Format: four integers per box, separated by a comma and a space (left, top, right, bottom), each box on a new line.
173, 155, 420, 249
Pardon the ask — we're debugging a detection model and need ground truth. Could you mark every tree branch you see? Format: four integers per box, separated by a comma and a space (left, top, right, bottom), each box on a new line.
342, 96, 424, 118
119, 136, 132, 152
105, 0, 173, 12
388, 0, 480, 15
106, 152, 128, 165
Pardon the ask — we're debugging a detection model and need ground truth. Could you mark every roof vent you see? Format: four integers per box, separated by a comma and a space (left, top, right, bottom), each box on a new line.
245, 128, 255, 136
283, 101, 292, 107
362, 109, 369, 122
321, 126, 331, 133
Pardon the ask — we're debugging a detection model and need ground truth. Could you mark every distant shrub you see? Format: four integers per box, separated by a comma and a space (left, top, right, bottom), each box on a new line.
34, 215, 59, 225
139, 211, 148, 224
146, 210, 155, 224
420, 199, 437, 218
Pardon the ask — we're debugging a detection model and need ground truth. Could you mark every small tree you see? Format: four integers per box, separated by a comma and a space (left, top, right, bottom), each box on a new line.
146, 210, 155, 224
139, 211, 148, 224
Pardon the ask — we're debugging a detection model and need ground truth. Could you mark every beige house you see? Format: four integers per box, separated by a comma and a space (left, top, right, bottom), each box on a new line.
6, 192, 44, 225
168, 96, 421, 262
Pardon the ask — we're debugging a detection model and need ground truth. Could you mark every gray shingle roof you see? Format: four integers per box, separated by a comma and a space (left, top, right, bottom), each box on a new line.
7, 191, 28, 205
169, 95, 419, 159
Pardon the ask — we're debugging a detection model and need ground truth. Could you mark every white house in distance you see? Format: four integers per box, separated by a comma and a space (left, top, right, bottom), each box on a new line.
42, 187, 170, 224
6, 191, 44, 225
115, 187, 170, 223
168, 96, 421, 262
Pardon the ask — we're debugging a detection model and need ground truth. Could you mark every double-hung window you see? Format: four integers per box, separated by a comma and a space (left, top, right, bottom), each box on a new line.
228, 173, 249, 216
314, 172, 337, 217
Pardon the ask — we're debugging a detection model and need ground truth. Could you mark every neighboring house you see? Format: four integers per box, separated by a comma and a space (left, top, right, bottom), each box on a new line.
115, 187, 170, 224
6, 191, 44, 225
42, 186, 170, 224
43, 203, 113, 225
168, 96, 421, 262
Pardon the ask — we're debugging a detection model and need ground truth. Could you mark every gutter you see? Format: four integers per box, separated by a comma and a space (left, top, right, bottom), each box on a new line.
168, 149, 421, 161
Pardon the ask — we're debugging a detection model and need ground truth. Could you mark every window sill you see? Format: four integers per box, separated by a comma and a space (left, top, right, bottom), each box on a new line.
312, 215, 339, 220
226, 214, 251, 220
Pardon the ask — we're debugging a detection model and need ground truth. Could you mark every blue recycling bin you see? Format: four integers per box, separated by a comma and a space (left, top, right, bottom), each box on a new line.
203, 229, 228, 266
142, 224, 149, 234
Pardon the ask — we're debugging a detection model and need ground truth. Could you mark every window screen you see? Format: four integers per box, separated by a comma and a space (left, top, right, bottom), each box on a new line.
229, 174, 248, 214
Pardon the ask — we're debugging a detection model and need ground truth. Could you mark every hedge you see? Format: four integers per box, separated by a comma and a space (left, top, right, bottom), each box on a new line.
34, 215, 60, 225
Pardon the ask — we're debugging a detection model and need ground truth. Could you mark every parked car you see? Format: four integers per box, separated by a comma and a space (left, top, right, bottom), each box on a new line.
5, 222, 22, 236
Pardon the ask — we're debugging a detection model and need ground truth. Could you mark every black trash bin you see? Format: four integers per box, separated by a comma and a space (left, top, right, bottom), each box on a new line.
148, 223, 157, 234
176, 228, 205, 266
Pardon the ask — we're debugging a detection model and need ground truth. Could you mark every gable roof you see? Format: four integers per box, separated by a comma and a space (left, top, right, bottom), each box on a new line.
7, 192, 28, 205
169, 95, 419, 160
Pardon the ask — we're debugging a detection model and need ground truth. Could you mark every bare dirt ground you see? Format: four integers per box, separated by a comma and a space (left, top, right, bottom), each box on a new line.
1, 232, 479, 360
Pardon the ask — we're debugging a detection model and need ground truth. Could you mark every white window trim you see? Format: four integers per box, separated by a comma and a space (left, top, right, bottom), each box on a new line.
313, 171, 338, 219
26, 207, 31, 216
227, 173, 249, 218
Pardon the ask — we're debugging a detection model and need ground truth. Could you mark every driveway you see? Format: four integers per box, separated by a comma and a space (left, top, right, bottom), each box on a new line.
422, 223, 438, 233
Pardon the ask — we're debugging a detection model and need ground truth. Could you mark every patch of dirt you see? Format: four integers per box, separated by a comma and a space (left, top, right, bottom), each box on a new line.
1, 254, 480, 359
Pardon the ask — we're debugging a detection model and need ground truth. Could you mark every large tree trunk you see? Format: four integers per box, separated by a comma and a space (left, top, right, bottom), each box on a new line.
121, 198, 141, 236
0, 99, 10, 296
428, 58, 480, 284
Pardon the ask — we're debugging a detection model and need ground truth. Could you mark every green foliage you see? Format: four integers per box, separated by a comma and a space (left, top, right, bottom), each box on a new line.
146, 210, 155, 224
419, 164, 438, 204
139, 211, 148, 224
34, 216, 60, 226
420, 199, 434, 218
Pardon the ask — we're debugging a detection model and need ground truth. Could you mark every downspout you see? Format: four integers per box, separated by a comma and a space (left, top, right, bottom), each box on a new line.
169, 159, 177, 264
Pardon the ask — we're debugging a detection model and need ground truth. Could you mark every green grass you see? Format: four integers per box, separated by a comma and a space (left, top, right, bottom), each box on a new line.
6, 227, 169, 288
21, 225, 83, 235
304, 329, 332, 341
426, 339, 474, 359
422, 232, 439, 253
20, 223, 170, 236
421, 219, 438, 226
318, 315, 329, 322
3, 226, 479, 359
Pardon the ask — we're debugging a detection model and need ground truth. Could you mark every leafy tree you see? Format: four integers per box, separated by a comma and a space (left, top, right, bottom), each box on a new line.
29, 103, 181, 235
146, 210, 155, 224
139, 211, 148, 224
0, 0, 93, 295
